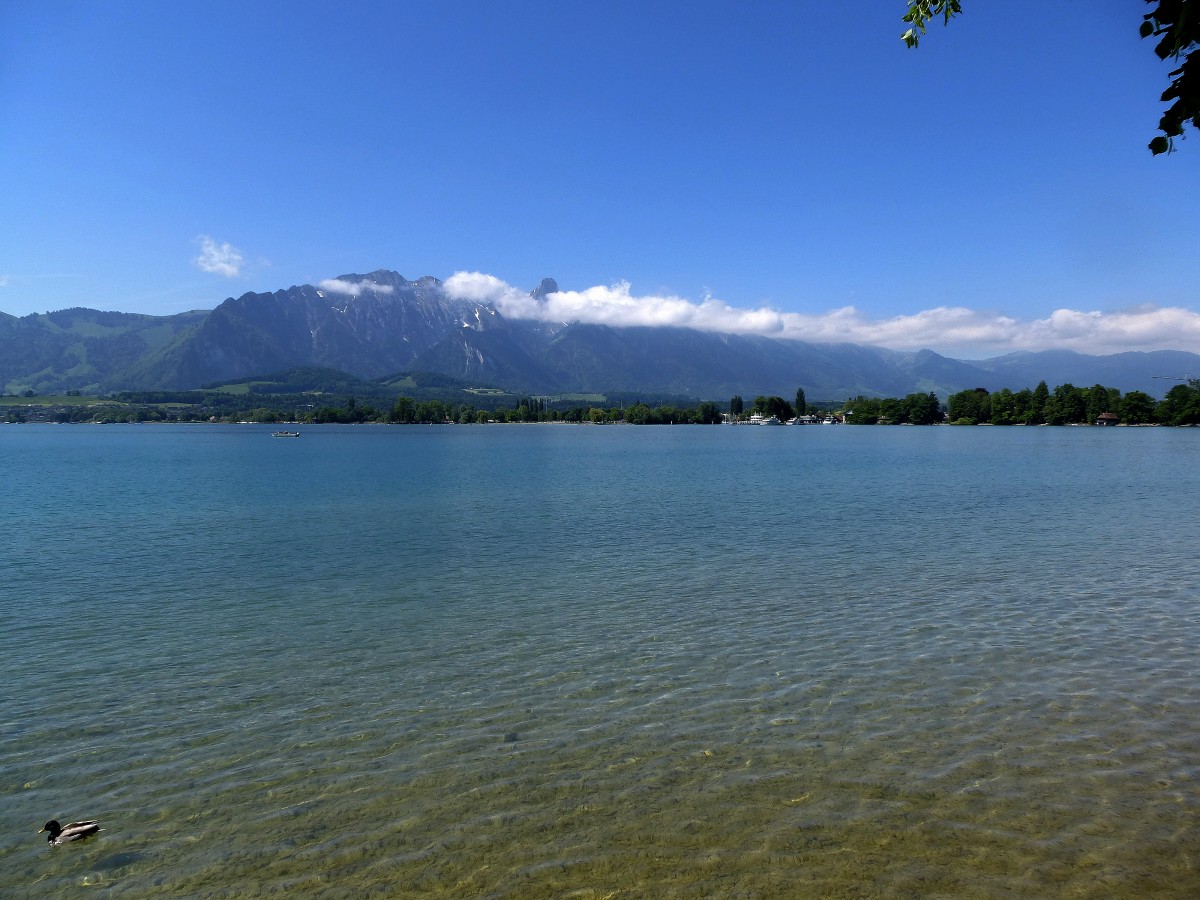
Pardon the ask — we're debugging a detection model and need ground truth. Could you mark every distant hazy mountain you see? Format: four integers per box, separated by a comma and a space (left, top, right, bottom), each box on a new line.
968, 349, 1200, 397
2, 270, 1196, 399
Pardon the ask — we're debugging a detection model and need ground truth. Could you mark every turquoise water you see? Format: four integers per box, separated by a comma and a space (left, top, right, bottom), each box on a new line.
3, 423, 1199, 897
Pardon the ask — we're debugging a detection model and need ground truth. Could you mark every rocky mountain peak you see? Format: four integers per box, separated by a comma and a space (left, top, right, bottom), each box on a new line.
530, 278, 559, 301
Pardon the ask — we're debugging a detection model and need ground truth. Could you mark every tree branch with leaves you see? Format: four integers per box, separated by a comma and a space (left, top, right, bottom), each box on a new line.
901, 1, 1198, 154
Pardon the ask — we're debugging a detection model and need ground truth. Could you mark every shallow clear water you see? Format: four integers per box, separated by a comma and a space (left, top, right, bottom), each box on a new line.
3, 423, 1199, 897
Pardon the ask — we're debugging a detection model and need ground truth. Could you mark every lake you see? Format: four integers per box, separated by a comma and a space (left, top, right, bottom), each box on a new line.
3, 423, 1199, 897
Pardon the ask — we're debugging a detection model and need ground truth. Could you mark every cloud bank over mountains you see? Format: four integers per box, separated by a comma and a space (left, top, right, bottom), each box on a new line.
318, 278, 394, 297
443, 272, 1200, 358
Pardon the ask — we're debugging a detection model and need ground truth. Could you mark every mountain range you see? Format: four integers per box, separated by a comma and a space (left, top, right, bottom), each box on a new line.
2, 270, 1197, 400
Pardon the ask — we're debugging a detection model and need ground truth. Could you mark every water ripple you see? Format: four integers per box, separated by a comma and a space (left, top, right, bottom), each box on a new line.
3, 424, 1200, 896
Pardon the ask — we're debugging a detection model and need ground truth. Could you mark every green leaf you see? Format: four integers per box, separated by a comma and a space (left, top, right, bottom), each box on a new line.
1149, 135, 1171, 155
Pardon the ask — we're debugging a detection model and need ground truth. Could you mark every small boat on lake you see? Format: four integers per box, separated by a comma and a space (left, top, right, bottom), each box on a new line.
271, 431, 300, 438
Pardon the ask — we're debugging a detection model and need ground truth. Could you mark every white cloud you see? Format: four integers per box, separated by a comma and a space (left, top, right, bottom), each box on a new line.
444, 272, 792, 334
441, 271, 528, 307
799, 304, 1200, 356
193, 236, 244, 277
442, 271, 1200, 356
0, 274, 9, 287
317, 278, 394, 297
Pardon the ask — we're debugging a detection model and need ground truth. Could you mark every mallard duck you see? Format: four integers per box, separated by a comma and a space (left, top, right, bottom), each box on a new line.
39, 820, 101, 845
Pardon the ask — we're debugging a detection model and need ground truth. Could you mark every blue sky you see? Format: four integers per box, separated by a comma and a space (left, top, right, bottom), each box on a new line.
2, 0, 1197, 358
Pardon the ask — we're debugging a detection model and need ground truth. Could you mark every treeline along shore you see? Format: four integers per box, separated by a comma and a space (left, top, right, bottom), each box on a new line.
938, 380, 1200, 426
3, 380, 1200, 426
